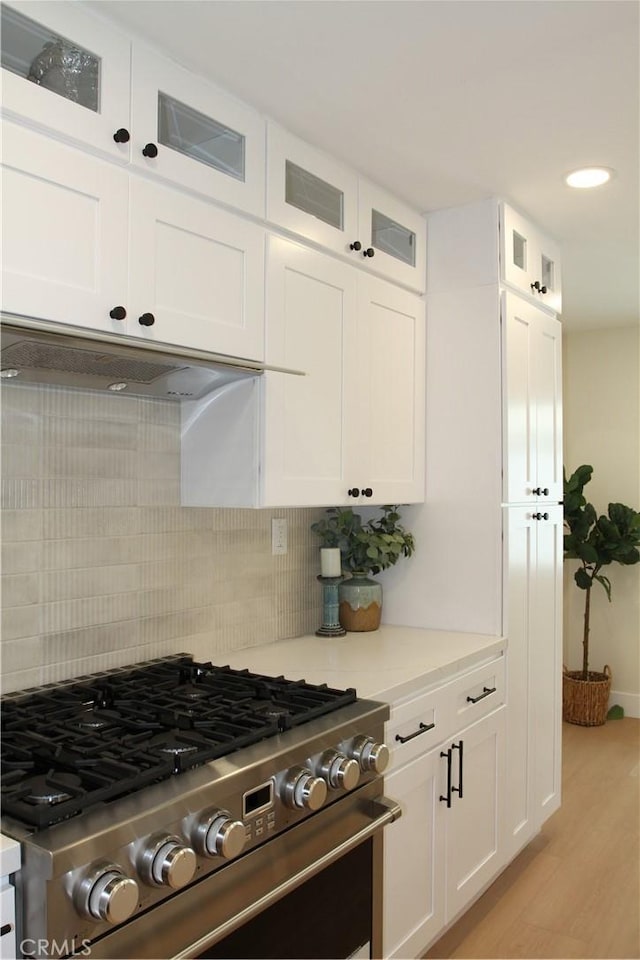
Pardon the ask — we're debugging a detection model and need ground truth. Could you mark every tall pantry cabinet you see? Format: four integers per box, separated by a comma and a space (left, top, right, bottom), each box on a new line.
380, 197, 563, 907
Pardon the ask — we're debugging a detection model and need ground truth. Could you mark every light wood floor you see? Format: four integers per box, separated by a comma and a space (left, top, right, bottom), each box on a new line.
425, 718, 640, 959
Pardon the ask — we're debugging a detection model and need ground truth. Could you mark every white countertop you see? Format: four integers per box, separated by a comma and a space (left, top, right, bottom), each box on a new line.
222, 625, 505, 703
0, 834, 21, 877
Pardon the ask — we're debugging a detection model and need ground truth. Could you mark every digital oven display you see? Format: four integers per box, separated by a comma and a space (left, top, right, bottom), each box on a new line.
243, 780, 274, 818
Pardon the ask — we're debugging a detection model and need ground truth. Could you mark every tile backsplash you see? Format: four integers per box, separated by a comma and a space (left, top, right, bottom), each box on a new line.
1, 383, 324, 693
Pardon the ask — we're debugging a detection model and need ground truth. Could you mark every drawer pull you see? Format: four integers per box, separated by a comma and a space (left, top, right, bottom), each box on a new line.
466, 685, 496, 704
0, 924, 13, 937
395, 721, 435, 744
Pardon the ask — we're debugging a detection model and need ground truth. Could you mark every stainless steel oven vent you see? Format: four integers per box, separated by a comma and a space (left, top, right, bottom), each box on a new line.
1, 339, 183, 384
0, 317, 307, 401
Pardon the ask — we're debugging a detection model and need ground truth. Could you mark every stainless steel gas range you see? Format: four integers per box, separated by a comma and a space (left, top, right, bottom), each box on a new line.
1, 655, 399, 960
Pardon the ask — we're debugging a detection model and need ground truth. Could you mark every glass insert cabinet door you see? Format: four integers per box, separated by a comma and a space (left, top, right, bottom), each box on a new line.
358, 179, 426, 293
131, 44, 265, 216
501, 203, 562, 314
0, 0, 131, 159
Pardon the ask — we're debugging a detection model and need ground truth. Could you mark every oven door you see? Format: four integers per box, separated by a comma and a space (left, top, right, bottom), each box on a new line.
81, 782, 400, 960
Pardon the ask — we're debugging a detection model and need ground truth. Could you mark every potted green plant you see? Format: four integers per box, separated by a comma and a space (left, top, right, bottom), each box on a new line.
563, 464, 640, 725
311, 505, 415, 631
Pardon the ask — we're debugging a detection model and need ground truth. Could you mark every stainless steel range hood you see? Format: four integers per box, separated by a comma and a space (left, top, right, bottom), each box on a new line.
0, 316, 301, 401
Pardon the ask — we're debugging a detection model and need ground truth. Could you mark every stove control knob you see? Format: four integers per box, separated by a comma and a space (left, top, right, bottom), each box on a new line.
75, 862, 139, 925
349, 736, 390, 775
282, 766, 327, 811
318, 750, 361, 791
193, 810, 246, 860
139, 834, 197, 889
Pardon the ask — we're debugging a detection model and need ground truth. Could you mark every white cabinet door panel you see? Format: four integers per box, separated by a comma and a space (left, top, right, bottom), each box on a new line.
531, 504, 563, 822
262, 236, 356, 506
1, 0, 131, 161
1, 123, 128, 333
357, 276, 425, 503
131, 44, 265, 216
503, 292, 562, 504
266, 121, 359, 258
445, 708, 505, 921
128, 178, 264, 359
383, 751, 444, 959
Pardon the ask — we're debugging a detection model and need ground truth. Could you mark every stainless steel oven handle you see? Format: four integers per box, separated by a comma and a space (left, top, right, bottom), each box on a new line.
173, 796, 402, 960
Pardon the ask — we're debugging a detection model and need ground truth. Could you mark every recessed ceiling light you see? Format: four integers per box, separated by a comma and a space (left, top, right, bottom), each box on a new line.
108, 382, 128, 392
0, 368, 20, 379
565, 167, 613, 189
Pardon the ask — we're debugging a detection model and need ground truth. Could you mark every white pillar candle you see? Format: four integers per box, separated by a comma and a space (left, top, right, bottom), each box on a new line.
320, 547, 342, 578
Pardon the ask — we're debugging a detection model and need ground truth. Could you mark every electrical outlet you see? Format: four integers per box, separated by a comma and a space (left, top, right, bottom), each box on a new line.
271, 518, 288, 555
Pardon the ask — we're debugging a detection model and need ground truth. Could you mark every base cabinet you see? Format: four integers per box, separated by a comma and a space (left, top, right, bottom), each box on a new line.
383, 704, 506, 959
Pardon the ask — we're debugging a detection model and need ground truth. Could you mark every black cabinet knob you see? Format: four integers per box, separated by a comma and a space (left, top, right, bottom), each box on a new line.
363, 248, 375, 258
361, 487, 373, 497
138, 312, 155, 327
540, 285, 548, 294
347, 488, 360, 498
113, 128, 130, 144
532, 487, 550, 496
142, 143, 159, 158
109, 305, 126, 321
533, 512, 550, 521
531, 280, 540, 292
350, 241, 362, 251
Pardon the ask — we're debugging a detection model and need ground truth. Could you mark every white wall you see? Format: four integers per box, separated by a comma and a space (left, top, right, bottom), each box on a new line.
562, 325, 640, 716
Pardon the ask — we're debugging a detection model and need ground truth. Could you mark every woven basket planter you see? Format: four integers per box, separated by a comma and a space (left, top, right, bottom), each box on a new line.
562, 664, 612, 726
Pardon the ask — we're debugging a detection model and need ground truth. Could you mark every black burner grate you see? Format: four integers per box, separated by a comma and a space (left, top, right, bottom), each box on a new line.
1, 656, 356, 829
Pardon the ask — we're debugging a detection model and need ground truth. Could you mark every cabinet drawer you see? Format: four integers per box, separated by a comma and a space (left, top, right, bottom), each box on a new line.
386, 686, 446, 765
444, 656, 505, 730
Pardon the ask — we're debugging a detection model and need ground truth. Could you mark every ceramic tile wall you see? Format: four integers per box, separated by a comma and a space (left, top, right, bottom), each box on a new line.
0, 383, 324, 693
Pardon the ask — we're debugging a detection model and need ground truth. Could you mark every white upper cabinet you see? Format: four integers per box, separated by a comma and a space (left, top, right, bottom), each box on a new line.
501, 202, 562, 313
128, 179, 265, 359
182, 236, 425, 509
266, 122, 426, 293
1, 122, 129, 334
502, 292, 563, 504
130, 44, 265, 216
0, 1, 131, 162
358, 178, 427, 291
1, 122, 265, 360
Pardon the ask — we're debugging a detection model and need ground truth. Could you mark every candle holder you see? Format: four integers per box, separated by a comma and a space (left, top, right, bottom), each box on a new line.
315, 575, 346, 637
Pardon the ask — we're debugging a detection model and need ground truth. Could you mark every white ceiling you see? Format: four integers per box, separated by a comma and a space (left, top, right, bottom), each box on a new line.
90, 0, 639, 331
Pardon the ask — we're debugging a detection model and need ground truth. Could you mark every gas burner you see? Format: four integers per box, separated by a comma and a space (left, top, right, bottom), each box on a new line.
23, 772, 83, 807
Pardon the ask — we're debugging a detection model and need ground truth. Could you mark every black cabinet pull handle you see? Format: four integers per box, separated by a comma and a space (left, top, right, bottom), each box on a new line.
347, 488, 360, 498
452, 740, 464, 799
350, 241, 362, 251
363, 247, 375, 258
466, 685, 497, 704
109, 305, 126, 321
138, 312, 155, 327
532, 487, 550, 496
532, 512, 550, 521
395, 721, 435, 744
142, 142, 159, 158
361, 487, 373, 497
0, 923, 13, 937
113, 128, 130, 144
439, 748, 452, 807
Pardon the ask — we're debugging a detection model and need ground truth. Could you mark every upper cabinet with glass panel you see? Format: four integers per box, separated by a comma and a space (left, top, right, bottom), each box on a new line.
130, 45, 265, 216
358, 179, 426, 292
267, 123, 426, 293
501, 203, 562, 314
0, 1, 131, 161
